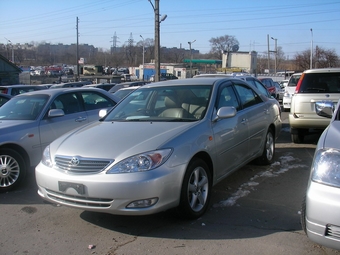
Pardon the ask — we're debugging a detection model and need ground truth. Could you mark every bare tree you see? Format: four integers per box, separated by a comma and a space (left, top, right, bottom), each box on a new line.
294, 46, 339, 70
209, 35, 239, 59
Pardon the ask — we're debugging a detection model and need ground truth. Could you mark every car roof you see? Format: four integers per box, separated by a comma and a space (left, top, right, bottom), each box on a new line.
0, 84, 41, 88
0, 93, 12, 99
142, 77, 248, 87
13, 87, 119, 101
116, 86, 141, 91
291, 72, 302, 76
303, 68, 340, 74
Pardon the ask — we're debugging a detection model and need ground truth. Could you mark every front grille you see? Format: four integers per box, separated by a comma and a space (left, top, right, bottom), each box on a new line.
46, 189, 113, 208
326, 224, 340, 239
55, 155, 113, 174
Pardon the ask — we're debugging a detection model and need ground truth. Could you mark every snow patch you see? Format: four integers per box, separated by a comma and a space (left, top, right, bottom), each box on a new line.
215, 153, 307, 207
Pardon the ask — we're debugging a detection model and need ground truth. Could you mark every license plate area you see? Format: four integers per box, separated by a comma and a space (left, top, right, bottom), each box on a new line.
58, 181, 85, 195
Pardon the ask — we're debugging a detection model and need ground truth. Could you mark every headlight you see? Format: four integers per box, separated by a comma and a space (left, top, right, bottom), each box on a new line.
312, 148, 340, 187
107, 149, 172, 174
41, 145, 53, 167
283, 92, 290, 97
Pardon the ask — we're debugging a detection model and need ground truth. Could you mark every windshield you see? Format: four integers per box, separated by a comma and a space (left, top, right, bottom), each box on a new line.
104, 85, 212, 122
0, 94, 49, 120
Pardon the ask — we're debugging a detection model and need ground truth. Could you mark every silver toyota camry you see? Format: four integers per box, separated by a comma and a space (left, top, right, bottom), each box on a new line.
36, 78, 282, 219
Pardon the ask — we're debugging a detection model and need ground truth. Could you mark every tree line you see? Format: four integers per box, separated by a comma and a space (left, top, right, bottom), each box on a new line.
1, 35, 339, 73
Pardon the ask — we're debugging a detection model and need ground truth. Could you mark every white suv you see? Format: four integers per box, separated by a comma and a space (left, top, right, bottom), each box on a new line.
289, 68, 340, 143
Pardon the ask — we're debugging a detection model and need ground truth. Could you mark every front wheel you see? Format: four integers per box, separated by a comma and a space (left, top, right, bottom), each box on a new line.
0, 148, 26, 192
177, 158, 211, 219
301, 195, 307, 234
255, 128, 275, 165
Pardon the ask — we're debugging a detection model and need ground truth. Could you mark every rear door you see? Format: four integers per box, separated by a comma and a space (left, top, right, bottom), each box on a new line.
233, 82, 267, 158
212, 81, 249, 180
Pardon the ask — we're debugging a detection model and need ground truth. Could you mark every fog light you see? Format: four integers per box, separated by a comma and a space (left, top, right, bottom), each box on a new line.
127, 198, 158, 208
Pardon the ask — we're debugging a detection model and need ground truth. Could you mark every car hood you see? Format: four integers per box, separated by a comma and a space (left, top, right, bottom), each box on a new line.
322, 121, 340, 149
50, 121, 197, 161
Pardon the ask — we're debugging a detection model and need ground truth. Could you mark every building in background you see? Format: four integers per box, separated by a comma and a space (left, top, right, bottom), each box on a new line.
221, 51, 257, 74
0, 54, 22, 85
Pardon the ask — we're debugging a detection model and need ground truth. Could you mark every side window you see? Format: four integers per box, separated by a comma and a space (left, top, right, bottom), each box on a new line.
216, 85, 240, 110
52, 93, 81, 114
254, 81, 271, 97
234, 84, 262, 109
81, 92, 116, 110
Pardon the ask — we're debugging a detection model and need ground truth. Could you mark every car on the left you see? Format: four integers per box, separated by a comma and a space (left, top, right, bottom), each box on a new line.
0, 94, 12, 107
0, 87, 119, 191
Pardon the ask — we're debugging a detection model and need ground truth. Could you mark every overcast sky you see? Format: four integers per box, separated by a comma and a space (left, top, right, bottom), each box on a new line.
1, 0, 340, 59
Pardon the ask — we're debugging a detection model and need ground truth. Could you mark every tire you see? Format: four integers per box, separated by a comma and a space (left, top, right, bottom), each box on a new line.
301, 195, 307, 234
291, 128, 306, 143
255, 128, 275, 165
177, 158, 211, 219
0, 148, 26, 192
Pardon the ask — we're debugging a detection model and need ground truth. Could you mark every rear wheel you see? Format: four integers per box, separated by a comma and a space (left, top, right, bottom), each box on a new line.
177, 158, 211, 219
291, 128, 306, 143
0, 148, 26, 192
255, 128, 275, 165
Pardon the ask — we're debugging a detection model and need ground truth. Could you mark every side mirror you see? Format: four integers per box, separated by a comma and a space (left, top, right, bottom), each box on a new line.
213, 106, 237, 122
48, 109, 64, 118
99, 109, 108, 118
315, 101, 334, 118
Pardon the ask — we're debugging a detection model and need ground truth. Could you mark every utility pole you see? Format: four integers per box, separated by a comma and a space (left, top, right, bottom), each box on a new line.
149, 0, 166, 82
267, 34, 270, 74
271, 37, 277, 75
4, 37, 14, 63
188, 40, 196, 78
154, 0, 160, 82
140, 35, 145, 80
76, 17, 80, 81
310, 28, 313, 69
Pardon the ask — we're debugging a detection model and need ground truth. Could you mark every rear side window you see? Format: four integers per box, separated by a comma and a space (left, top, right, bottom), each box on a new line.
260, 79, 273, 88
298, 73, 340, 93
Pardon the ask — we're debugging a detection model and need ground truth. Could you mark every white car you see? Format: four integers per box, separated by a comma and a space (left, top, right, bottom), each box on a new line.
282, 73, 302, 112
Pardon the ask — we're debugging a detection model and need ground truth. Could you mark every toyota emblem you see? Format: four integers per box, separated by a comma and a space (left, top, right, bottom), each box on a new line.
70, 157, 80, 166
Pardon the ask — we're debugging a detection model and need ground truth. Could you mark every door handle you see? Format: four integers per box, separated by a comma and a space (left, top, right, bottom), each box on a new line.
75, 117, 87, 122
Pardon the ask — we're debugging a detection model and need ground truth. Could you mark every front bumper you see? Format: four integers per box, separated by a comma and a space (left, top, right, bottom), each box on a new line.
306, 181, 340, 250
35, 162, 185, 215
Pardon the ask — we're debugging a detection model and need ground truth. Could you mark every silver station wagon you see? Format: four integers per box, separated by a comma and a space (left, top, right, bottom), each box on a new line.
36, 78, 282, 219
0, 88, 118, 191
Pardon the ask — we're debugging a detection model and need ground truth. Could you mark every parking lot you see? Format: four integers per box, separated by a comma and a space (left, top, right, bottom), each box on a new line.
1, 111, 339, 255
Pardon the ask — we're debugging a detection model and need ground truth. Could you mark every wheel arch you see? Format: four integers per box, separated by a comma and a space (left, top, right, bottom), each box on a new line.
0, 143, 30, 169
189, 151, 213, 180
